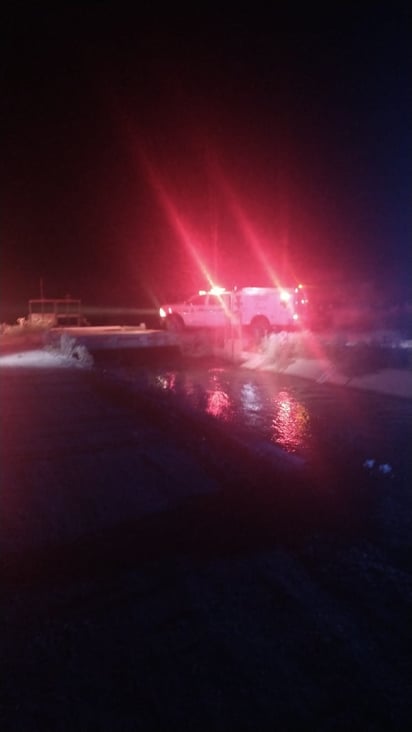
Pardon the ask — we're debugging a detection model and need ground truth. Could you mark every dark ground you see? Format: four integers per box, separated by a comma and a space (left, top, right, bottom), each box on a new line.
1, 362, 411, 731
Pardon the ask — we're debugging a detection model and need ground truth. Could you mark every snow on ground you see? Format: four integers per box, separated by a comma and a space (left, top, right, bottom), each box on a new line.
238, 331, 412, 398
0, 334, 94, 369
0, 349, 80, 368
241, 354, 412, 398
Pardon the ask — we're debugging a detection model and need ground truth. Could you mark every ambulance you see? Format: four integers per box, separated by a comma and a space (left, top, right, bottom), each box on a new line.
159, 285, 307, 339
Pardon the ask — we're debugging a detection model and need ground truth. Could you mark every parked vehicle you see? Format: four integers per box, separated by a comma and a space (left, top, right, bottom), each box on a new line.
159, 285, 307, 339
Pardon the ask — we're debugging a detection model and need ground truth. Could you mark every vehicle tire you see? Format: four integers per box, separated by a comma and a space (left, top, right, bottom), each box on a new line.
250, 316, 270, 345
165, 314, 185, 332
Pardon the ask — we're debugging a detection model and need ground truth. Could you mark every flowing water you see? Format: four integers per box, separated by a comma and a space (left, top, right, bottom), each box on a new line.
114, 356, 412, 482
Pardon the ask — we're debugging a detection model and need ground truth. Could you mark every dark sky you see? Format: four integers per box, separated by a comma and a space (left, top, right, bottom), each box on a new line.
2, 5, 411, 317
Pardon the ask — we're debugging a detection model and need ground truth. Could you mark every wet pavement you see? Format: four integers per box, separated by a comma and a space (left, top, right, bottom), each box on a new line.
1, 361, 411, 730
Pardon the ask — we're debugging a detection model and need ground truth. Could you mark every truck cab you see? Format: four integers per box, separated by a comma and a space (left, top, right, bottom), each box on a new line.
159, 288, 233, 331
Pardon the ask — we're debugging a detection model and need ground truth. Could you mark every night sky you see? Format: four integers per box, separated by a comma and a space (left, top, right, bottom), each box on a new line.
2, 5, 411, 320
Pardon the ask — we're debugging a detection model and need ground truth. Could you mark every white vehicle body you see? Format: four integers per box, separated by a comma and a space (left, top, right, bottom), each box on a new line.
160, 286, 306, 333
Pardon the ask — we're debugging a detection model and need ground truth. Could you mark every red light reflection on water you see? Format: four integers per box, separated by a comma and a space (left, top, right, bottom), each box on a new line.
206, 371, 231, 420
156, 372, 177, 391
206, 388, 231, 418
271, 390, 310, 453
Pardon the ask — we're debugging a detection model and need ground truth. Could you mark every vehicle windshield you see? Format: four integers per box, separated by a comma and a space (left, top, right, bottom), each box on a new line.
187, 294, 206, 306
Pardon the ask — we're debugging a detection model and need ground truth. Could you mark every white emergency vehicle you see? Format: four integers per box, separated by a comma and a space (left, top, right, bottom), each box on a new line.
159, 285, 307, 339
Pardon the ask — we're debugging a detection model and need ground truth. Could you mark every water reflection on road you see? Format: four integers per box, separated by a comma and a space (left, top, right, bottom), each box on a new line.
153, 366, 314, 455
206, 370, 232, 420
271, 390, 311, 452
239, 380, 311, 452
128, 359, 412, 475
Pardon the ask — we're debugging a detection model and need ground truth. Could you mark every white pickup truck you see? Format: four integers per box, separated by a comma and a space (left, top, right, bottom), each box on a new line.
159, 286, 307, 339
